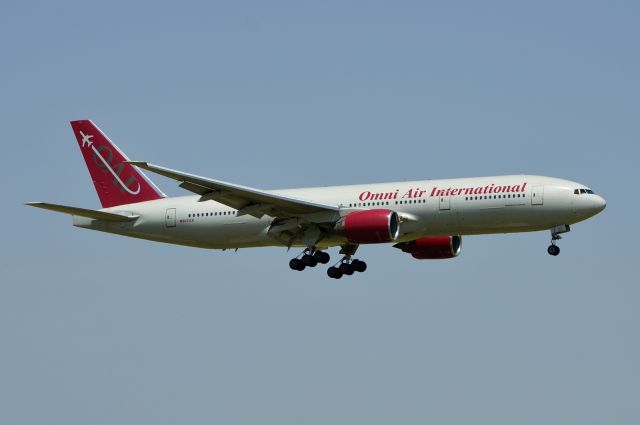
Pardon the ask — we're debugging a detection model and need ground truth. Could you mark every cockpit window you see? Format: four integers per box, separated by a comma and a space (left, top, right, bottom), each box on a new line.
575, 188, 596, 195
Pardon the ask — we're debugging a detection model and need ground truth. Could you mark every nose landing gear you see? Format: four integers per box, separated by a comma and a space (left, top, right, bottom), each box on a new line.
547, 225, 570, 256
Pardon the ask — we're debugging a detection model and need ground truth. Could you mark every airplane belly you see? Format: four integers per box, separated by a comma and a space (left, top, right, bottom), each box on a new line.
173, 216, 273, 248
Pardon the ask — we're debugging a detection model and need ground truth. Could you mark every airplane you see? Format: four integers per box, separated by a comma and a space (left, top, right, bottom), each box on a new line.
27, 120, 606, 279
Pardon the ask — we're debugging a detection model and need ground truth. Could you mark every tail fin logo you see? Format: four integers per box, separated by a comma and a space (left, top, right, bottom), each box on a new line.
80, 131, 94, 148
81, 131, 141, 195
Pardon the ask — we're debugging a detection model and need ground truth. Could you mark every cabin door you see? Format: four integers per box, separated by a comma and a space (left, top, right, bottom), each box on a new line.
166, 208, 177, 227
439, 195, 451, 210
531, 186, 544, 206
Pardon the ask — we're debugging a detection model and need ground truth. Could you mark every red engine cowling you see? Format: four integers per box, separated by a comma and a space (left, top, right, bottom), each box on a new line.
394, 236, 462, 259
336, 209, 400, 243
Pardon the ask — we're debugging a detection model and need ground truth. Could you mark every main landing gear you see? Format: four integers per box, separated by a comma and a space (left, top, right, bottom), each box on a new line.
288, 245, 368, 279
289, 248, 331, 271
327, 257, 367, 279
326, 244, 366, 279
547, 224, 570, 256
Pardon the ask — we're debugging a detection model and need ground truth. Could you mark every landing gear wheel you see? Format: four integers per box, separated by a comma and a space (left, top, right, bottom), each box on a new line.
547, 245, 560, 256
351, 259, 367, 273
289, 258, 305, 271
302, 254, 318, 267
314, 251, 331, 264
327, 267, 343, 279
339, 262, 355, 276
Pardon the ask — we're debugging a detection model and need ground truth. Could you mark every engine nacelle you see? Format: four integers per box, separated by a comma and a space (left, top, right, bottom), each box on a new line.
394, 236, 462, 259
336, 209, 400, 244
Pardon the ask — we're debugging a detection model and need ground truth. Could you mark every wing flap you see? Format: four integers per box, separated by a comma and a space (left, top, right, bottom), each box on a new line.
179, 181, 211, 196
26, 202, 139, 222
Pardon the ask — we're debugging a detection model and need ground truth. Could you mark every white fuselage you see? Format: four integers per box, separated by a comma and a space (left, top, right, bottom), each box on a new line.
73, 175, 606, 249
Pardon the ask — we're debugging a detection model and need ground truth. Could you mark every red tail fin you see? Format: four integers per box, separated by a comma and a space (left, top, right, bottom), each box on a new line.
70, 120, 166, 208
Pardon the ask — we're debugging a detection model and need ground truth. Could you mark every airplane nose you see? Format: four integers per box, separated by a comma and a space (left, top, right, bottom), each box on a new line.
574, 194, 606, 218
594, 195, 606, 213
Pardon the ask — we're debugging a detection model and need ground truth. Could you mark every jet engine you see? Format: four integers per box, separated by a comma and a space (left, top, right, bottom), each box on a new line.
394, 236, 462, 259
335, 209, 400, 243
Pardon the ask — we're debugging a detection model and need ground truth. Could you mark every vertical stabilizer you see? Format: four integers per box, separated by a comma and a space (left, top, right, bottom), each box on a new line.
70, 120, 166, 208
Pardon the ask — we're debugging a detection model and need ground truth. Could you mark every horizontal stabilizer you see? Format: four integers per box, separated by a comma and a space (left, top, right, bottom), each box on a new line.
25, 202, 139, 222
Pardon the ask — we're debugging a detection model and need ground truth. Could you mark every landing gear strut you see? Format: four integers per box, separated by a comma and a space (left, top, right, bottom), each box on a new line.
289, 248, 330, 271
547, 225, 570, 256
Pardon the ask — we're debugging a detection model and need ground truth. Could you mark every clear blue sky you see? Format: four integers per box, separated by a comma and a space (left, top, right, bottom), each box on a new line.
1, 1, 638, 424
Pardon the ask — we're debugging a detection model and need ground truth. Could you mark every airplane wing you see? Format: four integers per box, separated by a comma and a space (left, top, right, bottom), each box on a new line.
127, 162, 340, 219
26, 202, 139, 222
